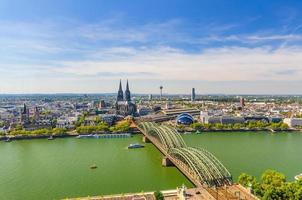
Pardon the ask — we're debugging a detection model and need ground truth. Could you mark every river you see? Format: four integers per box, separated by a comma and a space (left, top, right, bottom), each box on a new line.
1, 132, 302, 200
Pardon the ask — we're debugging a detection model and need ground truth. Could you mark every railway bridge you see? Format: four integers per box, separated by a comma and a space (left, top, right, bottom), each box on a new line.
137, 122, 259, 200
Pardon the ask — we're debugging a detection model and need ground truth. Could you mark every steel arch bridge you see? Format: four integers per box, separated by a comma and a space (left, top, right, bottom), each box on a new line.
139, 122, 187, 149
138, 122, 233, 187
169, 147, 232, 186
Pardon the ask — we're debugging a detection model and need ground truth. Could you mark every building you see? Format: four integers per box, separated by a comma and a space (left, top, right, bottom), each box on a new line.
163, 108, 200, 116
20, 104, 30, 124
191, 88, 196, 101
137, 106, 152, 116
115, 80, 137, 116
176, 113, 194, 125
98, 100, 106, 109
240, 97, 245, 108
34, 106, 40, 119
200, 111, 209, 123
284, 118, 302, 127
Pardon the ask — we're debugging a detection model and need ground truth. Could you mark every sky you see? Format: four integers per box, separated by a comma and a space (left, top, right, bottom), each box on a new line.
0, 0, 302, 94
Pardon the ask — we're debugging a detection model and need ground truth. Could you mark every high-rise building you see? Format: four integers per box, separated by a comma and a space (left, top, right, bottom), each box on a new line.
191, 88, 196, 101
148, 94, 153, 101
99, 100, 106, 109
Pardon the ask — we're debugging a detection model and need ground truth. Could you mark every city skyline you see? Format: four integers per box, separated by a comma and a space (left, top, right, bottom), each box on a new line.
1, 0, 302, 94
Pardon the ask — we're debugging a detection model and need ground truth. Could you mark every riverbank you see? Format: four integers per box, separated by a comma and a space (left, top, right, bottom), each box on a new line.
0, 129, 141, 141
2, 127, 301, 141
183, 128, 301, 133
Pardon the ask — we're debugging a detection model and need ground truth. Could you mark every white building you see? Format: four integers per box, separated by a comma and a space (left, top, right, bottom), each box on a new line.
200, 111, 209, 124
283, 118, 302, 127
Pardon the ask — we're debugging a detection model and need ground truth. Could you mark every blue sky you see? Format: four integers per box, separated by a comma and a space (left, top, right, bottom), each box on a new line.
0, 0, 302, 94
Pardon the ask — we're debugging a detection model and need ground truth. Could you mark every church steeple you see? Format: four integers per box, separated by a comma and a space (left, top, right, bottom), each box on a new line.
125, 79, 131, 101
117, 80, 124, 101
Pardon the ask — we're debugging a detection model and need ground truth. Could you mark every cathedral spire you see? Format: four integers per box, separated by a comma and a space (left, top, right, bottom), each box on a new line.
126, 79, 129, 91
117, 79, 124, 101
125, 79, 131, 101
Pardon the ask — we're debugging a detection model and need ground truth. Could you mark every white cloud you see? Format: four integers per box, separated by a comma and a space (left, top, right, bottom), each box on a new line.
52, 45, 302, 81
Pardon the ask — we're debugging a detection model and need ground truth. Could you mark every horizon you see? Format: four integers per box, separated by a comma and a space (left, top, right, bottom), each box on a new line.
1, 0, 302, 94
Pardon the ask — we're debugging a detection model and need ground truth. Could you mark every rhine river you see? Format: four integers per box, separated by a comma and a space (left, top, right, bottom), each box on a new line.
1, 132, 302, 200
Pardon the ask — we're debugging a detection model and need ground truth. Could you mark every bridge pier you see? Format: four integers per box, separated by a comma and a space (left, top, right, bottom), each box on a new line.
143, 136, 151, 143
162, 156, 174, 167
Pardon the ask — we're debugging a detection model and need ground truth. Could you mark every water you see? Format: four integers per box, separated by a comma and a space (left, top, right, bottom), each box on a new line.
0, 135, 192, 200
183, 131, 302, 182
1, 132, 302, 200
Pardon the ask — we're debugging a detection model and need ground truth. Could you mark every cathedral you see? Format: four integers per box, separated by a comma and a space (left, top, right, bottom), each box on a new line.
115, 80, 137, 116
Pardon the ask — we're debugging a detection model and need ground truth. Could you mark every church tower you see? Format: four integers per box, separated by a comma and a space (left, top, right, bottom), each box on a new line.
117, 80, 124, 101
125, 80, 131, 102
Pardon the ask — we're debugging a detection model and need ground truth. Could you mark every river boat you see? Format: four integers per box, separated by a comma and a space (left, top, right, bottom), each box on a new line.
90, 164, 97, 169
48, 135, 54, 140
76, 134, 99, 139
128, 143, 144, 149
4, 138, 11, 142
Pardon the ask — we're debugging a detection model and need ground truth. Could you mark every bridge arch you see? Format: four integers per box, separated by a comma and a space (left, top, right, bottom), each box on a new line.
169, 147, 232, 187
139, 122, 186, 149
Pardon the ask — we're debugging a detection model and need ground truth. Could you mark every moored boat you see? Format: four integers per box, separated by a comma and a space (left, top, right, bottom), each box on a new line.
128, 143, 144, 149
48, 135, 54, 140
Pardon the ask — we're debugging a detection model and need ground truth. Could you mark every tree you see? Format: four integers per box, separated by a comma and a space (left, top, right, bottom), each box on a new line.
110, 120, 131, 132
178, 124, 185, 131
238, 173, 257, 187
261, 170, 286, 189
233, 123, 242, 130
52, 128, 67, 135
154, 191, 164, 200
15, 123, 23, 131
238, 170, 302, 200
190, 122, 204, 131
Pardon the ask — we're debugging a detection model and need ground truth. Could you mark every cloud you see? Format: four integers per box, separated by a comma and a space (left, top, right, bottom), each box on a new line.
50, 45, 302, 82
274, 69, 301, 75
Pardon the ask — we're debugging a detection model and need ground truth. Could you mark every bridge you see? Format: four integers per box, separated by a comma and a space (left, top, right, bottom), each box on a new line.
137, 122, 259, 200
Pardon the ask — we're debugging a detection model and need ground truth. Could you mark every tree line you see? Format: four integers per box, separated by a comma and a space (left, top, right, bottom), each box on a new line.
238, 170, 302, 199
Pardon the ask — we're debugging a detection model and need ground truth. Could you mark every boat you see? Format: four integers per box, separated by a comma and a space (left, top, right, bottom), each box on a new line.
295, 173, 302, 181
47, 135, 54, 140
76, 134, 100, 139
4, 138, 11, 142
128, 143, 144, 149
90, 164, 97, 169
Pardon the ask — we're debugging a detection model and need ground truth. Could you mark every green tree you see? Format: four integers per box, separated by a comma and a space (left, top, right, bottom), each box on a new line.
238, 173, 257, 187
15, 123, 23, 131
154, 191, 164, 200
110, 120, 131, 132
261, 170, 286, 189
52, 128, 67, 135
233, 123, 242, 130
190, 122, 204, 131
